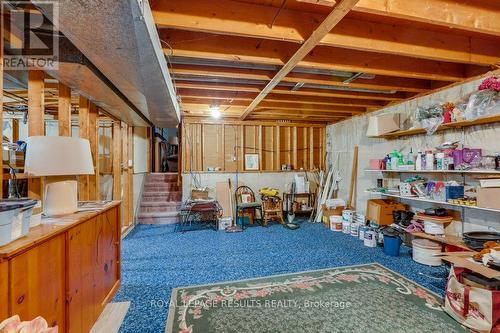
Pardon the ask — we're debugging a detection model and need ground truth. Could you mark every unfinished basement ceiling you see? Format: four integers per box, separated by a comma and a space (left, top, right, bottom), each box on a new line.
152, 0, 500, 123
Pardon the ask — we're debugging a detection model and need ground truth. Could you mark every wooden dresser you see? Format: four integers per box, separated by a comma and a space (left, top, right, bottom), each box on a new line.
0, 201, 121, 333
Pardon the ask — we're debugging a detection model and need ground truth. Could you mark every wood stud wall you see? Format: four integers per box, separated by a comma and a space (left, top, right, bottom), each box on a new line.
182, 121, 325, 172
1, 70, 141, 232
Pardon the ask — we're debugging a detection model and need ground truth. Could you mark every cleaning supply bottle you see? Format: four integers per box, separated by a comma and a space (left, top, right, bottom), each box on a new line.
391, 151, 399, 170
406, 148, 415, 167
416, 151, 423, 171
425, 150, 434, 170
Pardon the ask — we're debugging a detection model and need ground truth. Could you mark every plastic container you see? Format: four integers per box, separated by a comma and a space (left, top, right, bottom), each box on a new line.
364, 229, 377, 247
383, 234, 401, 257
342, 220, 351, 234
329, 215, 343, 232
218, 217, 232, 231
0, 199, 37, 246
350, 222, 359, 237
412, 238, 442, 266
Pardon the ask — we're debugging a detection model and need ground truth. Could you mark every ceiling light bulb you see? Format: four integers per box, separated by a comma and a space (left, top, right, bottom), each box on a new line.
210, 106, 221, 119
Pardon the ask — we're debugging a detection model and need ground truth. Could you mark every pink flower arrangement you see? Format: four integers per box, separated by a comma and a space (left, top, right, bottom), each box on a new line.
478, 77, 500, 92
336, 274, 360, 282
414, 287, 429, 299
0, 315, 57, 333
255, 289, 271, 297
290, 282, 311, 290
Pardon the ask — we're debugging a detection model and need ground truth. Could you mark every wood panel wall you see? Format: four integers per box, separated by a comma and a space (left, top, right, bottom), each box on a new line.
182, 120, 325, 172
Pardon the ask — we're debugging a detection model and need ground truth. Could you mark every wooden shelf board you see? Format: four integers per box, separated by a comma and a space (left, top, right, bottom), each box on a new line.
365, 169, 500, 175
377, 114, 500, 139
365, 191, 500, 214
411, 232, 471, 251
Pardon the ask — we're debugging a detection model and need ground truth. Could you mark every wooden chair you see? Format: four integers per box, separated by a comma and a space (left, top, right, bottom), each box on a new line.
261, 196, 285, 226
235, 186, 262, 228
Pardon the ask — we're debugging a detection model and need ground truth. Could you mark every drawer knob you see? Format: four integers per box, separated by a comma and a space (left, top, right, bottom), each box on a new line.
17, 294, 25, 304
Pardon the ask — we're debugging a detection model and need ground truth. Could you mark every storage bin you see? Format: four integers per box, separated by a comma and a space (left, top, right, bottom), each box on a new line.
445, 186, 465, 201
218, 217, 232, 231
412, 238, 442, 266
0, 199, 37, 246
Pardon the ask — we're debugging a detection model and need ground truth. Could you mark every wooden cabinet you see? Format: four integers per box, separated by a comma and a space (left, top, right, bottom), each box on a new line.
0, 202, 120, 333
0, 261, 8, 319
66, 208, 120, 333
10, 235, 66, 330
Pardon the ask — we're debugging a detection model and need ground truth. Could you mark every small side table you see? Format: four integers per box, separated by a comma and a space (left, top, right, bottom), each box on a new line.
283, 192, 315, 215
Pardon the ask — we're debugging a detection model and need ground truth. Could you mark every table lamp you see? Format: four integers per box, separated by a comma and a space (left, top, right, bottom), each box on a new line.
24, 136, 95, 216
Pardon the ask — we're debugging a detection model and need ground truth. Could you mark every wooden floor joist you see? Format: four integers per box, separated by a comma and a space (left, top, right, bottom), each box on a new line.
162, 30, 476, 82
154, 0, 500, 65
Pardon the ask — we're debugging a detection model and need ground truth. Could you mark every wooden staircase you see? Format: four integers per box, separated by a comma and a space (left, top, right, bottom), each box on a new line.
137, 173, 181, 224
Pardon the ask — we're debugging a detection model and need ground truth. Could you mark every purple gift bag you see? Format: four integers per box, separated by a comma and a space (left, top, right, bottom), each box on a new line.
453, 148, 482, 168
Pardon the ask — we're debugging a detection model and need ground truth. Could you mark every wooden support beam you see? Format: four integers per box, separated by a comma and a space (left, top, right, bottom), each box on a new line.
58, 83, 72, 136
154, 0, 500, 65
171, 64, 431, 93
112, 121, 122, 201
27, 70, 45, 201
162, 30, 474, 83
88, 103, 99, 200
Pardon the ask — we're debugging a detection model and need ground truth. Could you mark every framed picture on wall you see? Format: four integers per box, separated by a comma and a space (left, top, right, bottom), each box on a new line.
244, 154, 259, 170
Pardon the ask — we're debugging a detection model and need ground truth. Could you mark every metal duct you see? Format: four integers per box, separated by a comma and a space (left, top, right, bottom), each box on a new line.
36, 0, 180, 128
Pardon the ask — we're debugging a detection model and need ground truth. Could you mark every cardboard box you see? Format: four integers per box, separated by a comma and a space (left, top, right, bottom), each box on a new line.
477, 187, 500, 210
366, 199, 406, 226
192, 189, 209, 200
321, 204, 344, 227
366, 114, 400, 137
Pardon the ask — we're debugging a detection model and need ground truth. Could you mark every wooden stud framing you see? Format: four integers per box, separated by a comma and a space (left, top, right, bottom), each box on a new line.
78, 96, 90, 201
88, 103, 99, 200
58, 83, 72, 136
121, 123, 130, 227
112, 121, 122, 202
0, 32, 2, 199
127, 126, 134, 225
27, 70, 45, 200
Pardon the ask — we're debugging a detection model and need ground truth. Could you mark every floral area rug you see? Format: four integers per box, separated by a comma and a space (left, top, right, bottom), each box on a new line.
165, 263, 466, 333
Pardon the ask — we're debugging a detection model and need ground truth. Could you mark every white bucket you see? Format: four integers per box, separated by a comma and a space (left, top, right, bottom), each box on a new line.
423, 221, 445, 235
342, 220, 351, 234
350, 223, 359, 237
218, 217, 232, 231
364, 230, 377, 247
329, 215, 343, 232
412, 239, 442, 266
342, 210, 354, 223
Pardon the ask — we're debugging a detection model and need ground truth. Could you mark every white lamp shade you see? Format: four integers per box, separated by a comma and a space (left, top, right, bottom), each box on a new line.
25, 136, 95, 176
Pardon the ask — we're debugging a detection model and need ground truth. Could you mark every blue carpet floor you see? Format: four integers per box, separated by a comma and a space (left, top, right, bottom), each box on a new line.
114, 221, 448, 333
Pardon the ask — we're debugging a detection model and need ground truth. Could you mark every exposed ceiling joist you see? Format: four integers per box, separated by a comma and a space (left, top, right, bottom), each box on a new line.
177, 88, 385, 107
354, 0, 500, 37
170, 64, 432, 93
154, 0, 500, 65
161, 30, 480, 82
174, 82, 408, 101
